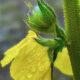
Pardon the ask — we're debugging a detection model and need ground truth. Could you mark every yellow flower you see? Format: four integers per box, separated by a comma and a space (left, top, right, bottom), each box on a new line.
0, 30, 73, 80
1, 30, 51, 80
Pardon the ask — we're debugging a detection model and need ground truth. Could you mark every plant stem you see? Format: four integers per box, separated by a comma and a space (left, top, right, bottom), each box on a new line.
63, 0, 80, 80
51, 63, 53, 80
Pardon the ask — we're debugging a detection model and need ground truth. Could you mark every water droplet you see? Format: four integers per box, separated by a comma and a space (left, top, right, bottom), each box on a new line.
27, 73, 32, 78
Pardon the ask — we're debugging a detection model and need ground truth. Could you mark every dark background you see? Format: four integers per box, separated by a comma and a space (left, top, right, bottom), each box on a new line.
0, 0, 73, 80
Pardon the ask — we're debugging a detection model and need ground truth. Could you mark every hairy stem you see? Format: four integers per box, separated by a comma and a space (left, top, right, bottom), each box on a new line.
63, 0, 80, 80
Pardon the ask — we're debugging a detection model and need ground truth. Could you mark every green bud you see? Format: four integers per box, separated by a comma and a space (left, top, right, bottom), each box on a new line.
24, 0, 56, 33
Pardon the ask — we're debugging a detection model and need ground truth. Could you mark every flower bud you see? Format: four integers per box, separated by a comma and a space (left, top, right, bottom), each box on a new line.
24, 0, 57, 33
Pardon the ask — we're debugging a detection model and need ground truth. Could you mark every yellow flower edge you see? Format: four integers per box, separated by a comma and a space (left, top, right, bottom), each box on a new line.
1, 30, 51, 80
0, 30, 73, 80
54, 48, 73, 76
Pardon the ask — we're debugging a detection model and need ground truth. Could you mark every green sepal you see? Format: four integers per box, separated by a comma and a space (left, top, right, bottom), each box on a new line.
37, 0, 56, 24
48, 48, 53, 62
54, 37, 65, 45
34, 38, 60, 48
24, 19, 48, 33
53, 45, 64, 62
56, 25, 66, 41
53, 38, 65, 62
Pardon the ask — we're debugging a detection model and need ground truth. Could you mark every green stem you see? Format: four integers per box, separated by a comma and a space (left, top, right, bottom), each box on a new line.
63, 0, 80, 80
51, 63, 53, 80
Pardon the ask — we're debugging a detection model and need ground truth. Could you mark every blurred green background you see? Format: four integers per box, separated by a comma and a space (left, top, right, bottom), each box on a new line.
0, 0, 73, 80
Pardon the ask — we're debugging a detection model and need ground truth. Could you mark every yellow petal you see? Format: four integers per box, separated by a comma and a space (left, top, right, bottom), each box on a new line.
54, 48, 73, 76
0, 30, 39, 67
43, 68, 51, 80
0, 31, 34, 67
1, 39, 26, 67
9, 30, 51, 80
